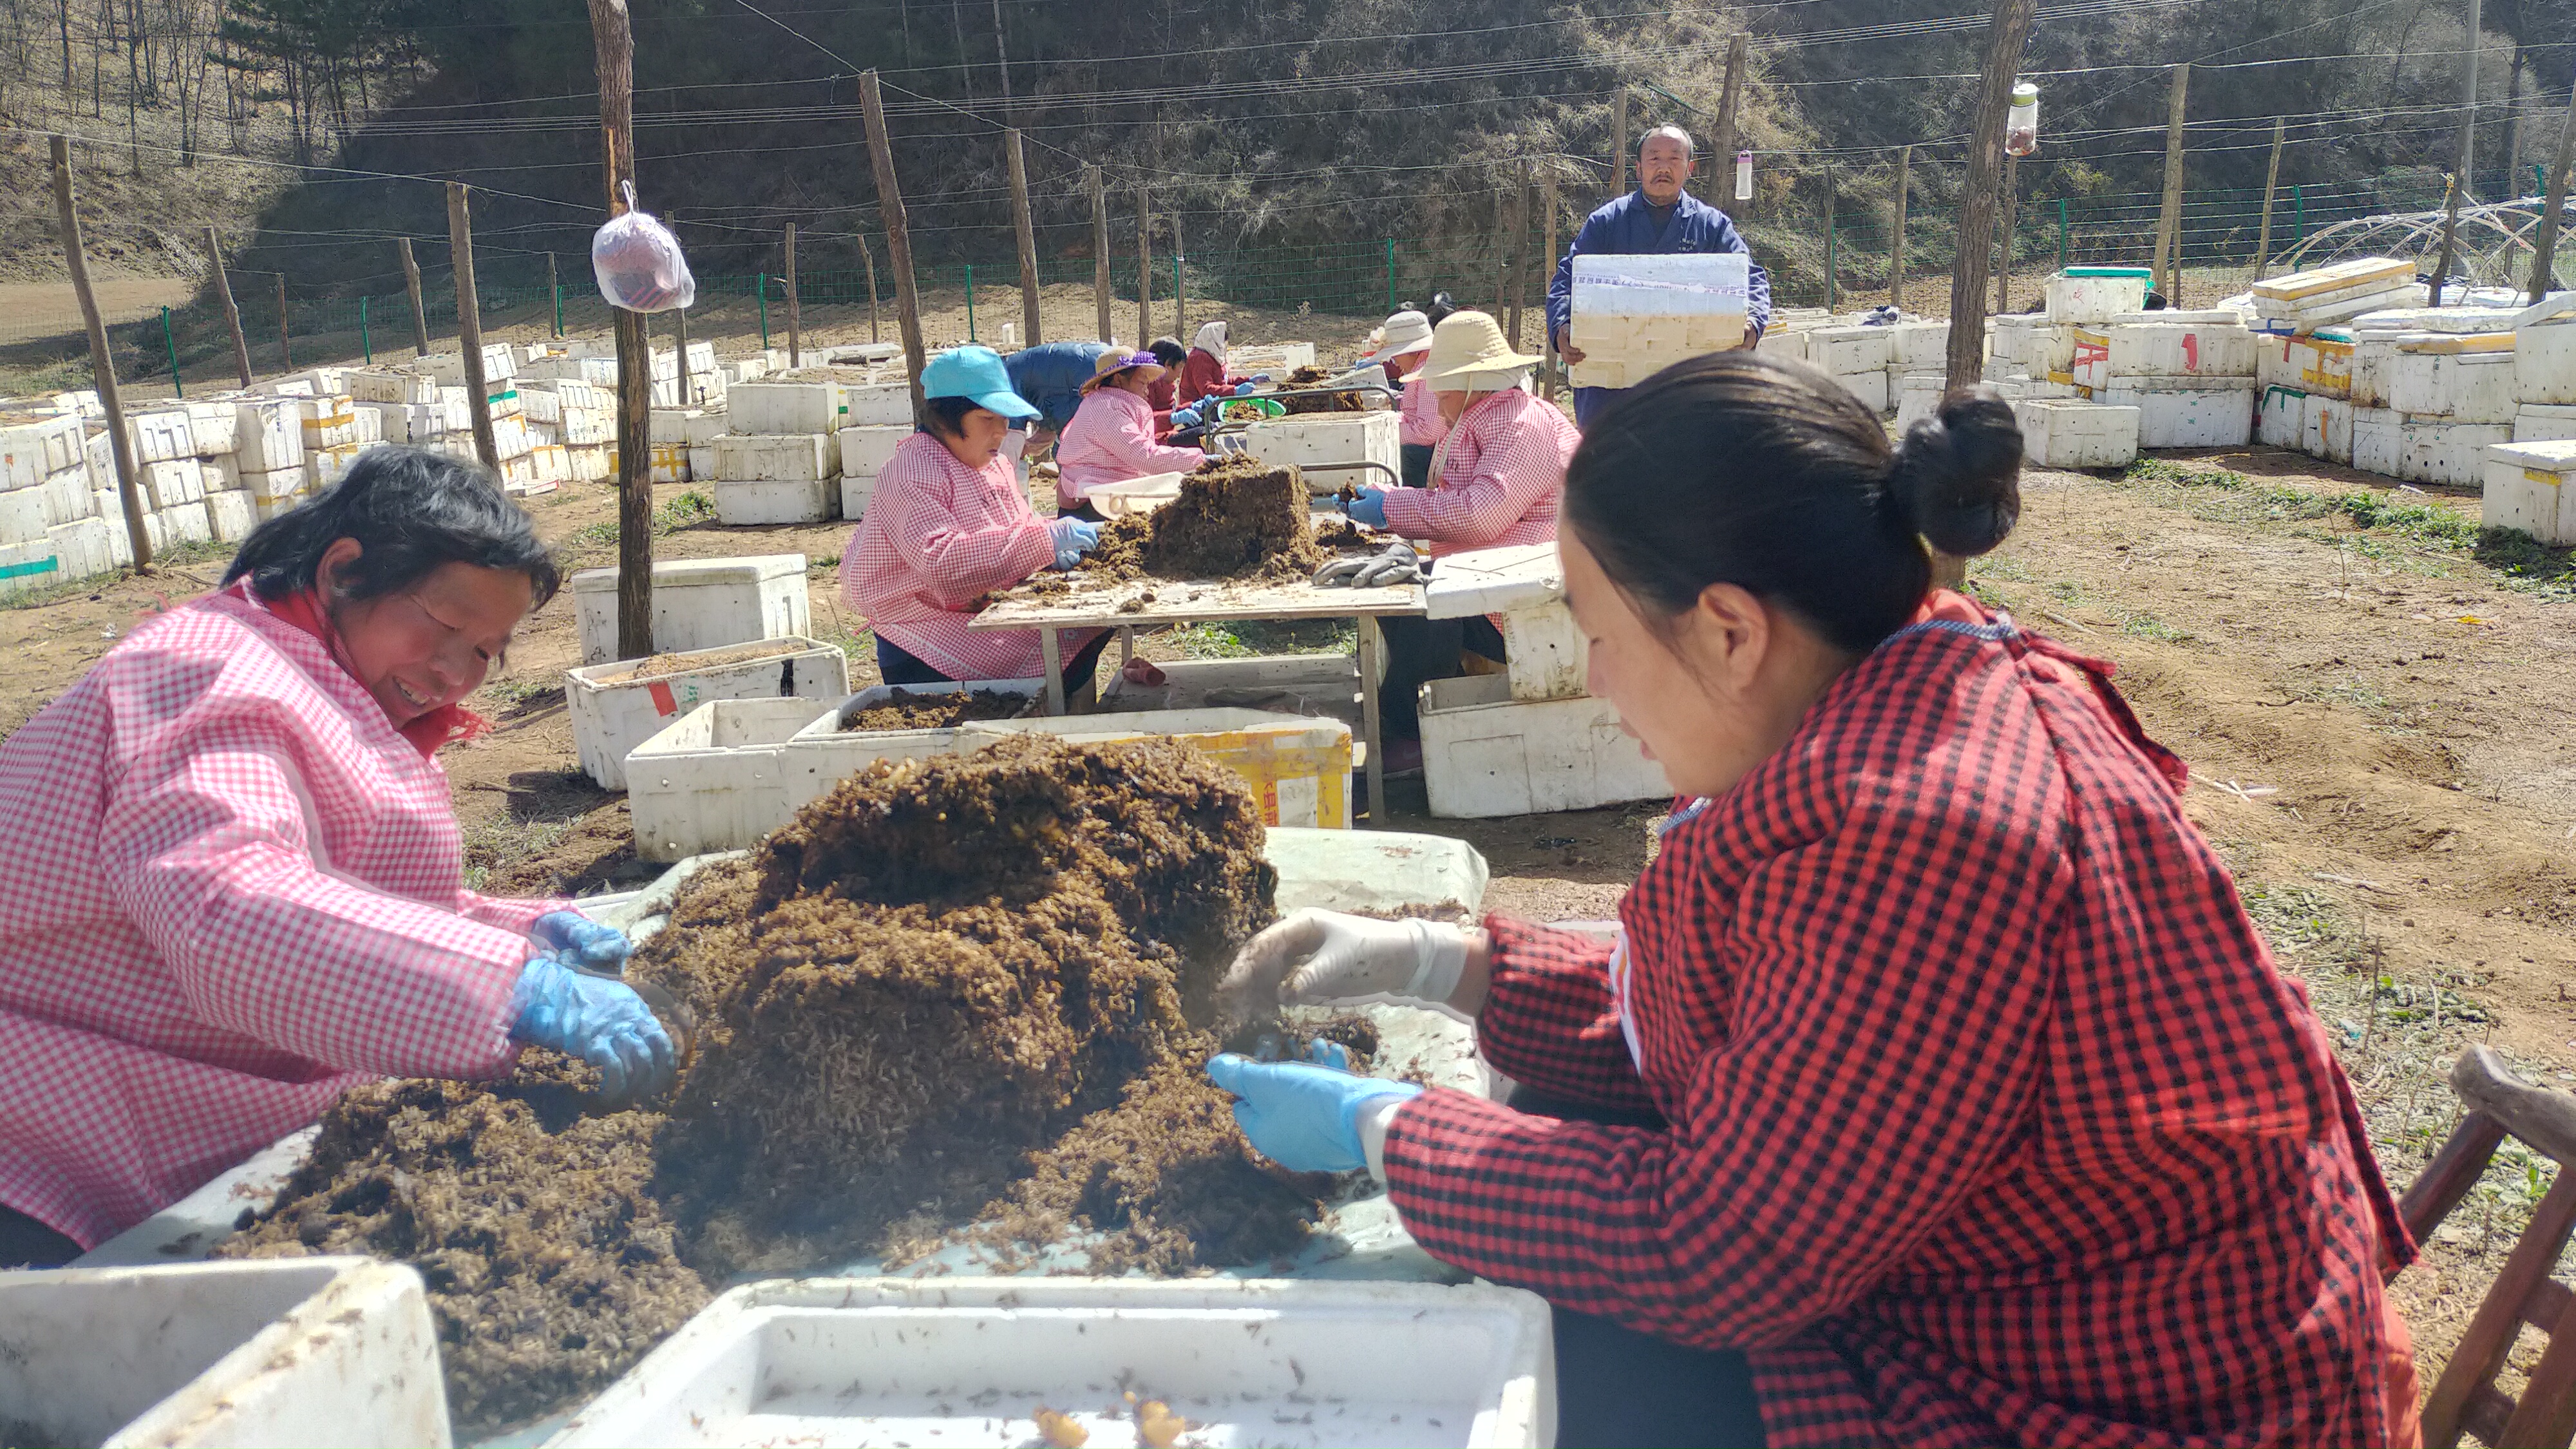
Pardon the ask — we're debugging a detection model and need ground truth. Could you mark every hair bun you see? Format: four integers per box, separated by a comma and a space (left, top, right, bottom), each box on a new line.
1886, 389, 2023, 558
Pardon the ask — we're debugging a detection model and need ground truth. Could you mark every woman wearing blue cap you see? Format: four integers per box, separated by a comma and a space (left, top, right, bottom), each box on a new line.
840, 347, 1111, 694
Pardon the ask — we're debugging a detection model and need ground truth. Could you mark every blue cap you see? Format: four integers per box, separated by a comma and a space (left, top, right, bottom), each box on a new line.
920, 346, 1041, 421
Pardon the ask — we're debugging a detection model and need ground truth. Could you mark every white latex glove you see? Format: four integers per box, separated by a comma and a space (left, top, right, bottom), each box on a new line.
1221, 908, 1469, 1012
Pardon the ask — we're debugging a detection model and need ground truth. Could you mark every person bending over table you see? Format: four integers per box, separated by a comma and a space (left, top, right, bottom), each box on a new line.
1054, 349, 1208, 521
1357, 308, 1443, 489
1000, 338, 1113, 459
0, 448, 674, 1267
842, 346, 1111, 696
1210, 357, 2421, 1448
1343, 310, 1578, 771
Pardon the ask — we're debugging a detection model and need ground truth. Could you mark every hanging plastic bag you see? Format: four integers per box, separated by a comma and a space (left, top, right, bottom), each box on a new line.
591, 181, 696, 313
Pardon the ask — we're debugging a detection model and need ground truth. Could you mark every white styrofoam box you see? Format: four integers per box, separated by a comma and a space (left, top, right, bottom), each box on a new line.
492, 412, 534, 462
245, 468, 309, 521
288, 366, 349, 396
1892, 320, 1951, 370
1229, 341, 1319, 374
2390, 349, 2517, 423
562, 407, 613, 448
1421, 672, 1665, 817
568, 442, 613, 482
2014, 401, 2141, 469
2101, 379, 2255, 449
1, 410, 86, 489
1757, 327, 1809, 366
2251, 256, 2412, 312
203, 488, 256, 544
625, 697, 837, 861
711, 477, 834, 525
1832, 368, 1889, 413
141, 459, 209, 510
46, 517, 116, 580
1241, 410, 1398, 480
650, 407, 701, 444
356, 401, 440, 443
0, 537, 62, 596
2352, 410, 2509, 484
2303, 394, 2355, 464
684, 408, 731, 447
842, 381, 914, 426
486, 386, 525, 422
838, 472, 876, 520
2047, 269, 2152, 325
688, 446, 717, 482
0, 1258, 449, 1449
350, 404, 383, 446
346, 368, 441, 406
0, 486, 48, 546
711, 432, 840, 483
1808, 325, 1892, 374
726, 381, 840, 435
152, 500, 213, 550
40, 462, 94, 527
53, 388, 104, 418
305, 443, 363, 492
2483, 439, 2576, 544
567, 636, 848, 791
2352, 306, 2524, 336
180, 400, 236, 457
571, 553, 815, 666
421, 343, 516, 387
552, 1276, 1551, 1449
126, 408, 196, 464
2259, 387, 2307, 448
519, 385, 563, 424
2518, 321, 2576, 405
1896, 372, 1946, 431
2081, 320, 2257, 386
2515, 404, 2576, 443
1567, 251, 1752, 390
2350, 407, 2401, 477
837, 423, 907, 481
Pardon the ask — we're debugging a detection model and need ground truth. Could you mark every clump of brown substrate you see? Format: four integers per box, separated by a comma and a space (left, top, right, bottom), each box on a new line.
1077, 457, 1326, 584
225, 735, 1334, 1439
1278, 364, 1367, 414
839, 687, 1036, 732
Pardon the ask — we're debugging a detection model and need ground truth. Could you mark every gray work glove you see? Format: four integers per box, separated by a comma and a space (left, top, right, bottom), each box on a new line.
1312, 542, 1422, 589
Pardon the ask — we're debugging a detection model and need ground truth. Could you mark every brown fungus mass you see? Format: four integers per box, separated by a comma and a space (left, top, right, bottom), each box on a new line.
1065, 458, 1325, 585
839, 687, 1037, 732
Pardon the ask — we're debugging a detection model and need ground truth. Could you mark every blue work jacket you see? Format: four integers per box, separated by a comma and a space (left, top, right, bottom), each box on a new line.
1003, 341, 1113, 429
1546, 190, 1773, 424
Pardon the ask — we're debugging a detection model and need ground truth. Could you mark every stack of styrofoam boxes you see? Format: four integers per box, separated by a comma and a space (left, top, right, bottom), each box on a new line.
2511, 296, 2576, 446
2247, 258, 2423, 469
685, 408, 729, 490
293, 392, 366, 497
2483, 437, 2576, 545
178, 399, 256, 544
647, 408, 701, 484
2069, 308, 2258, 448
2345, 307, 2521, 486
1890, 321, 1951, 428
706, 379, 848, 524
347, 366, 447, 446
837, 423, 907, 520
232, 395, 307, 519
1806, 323, 1893, 414
0, 408, 100, 592
523, 377, 618, 481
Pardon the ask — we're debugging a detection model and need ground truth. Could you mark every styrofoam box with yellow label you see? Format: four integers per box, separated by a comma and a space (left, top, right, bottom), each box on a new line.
2251, 256, 2413, 316
1567, 252, 1751, 390
568, 636, 849, 791
246, 468, 308, 521
2258, 333, 2357, 398
2483, 439, 2576, 545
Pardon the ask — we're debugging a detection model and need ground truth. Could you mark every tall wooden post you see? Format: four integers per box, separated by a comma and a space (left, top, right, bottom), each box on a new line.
52, 135, 150, 571
1613, 89, 1629, 196
397, 237, 430, 355
1089, 164, 1112, 341
2529, 87, 2575, 303
274, 274, 290, 369
1713, 33, 1748, 199
1889, 145, 1911, 310
859, 70, 931, 422
2254, 117, 2286, 281
206, 226, 252, 387
861, 234, 882, 343
672, 215, 694, 404
546, 251, 562, 337
1948, 0, 2038, 396
1006, 128, 1041, 346
1492, 167, 1513, 319
2430, 0, 2485, 307
1823, 167, 1838, 310
1172, 206, 1188, 337
589, 0, 654, 662
446, 183, 500, 473
1135, 187, 1153, 348
784, 222, 801, 366
2429, 173, 2467, 308
2154, 63, 2190, 303
1995, 153, 2020, 315
1540, 157, 1560, 397
1504, 163, 1530, 347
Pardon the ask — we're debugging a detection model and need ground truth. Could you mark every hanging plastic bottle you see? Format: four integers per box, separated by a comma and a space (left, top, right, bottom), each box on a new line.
2006, 81, 2040, 158
1734, 151, 1754, 201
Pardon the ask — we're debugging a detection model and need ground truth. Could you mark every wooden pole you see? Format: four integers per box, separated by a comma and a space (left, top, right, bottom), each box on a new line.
1995, 152, 2020, 316
589, 0, 654, 662
1541, 156, 1560, 398
1823, 167, 1838, 310
1171, 204, 1187, 336
1135, 185, 1152, 348
1089, 164, 1112, 341
274, 273, 290, 370
859, 69, 931, 422
861, 234, 882, 343
1714, 33, 1748, 204
2529, 86, 2575, 304
784, 222, 801, 366
52, 135, 150, 571
1948, 0, 2038, 394
397, 236, 430, 355
672, 214, 694, 404
1613, 89, 1629, 196
446, 182, 500, 473
1504, 162, 1530, 348
206, 226, 252, 387
2254, 117, 2286, 281
1006, 128, 1041, 346
545, 251, 562, 338
1492, 166, 1513, 318
2154, 63, 2190, 303
1889, 145, 1910, 310
2429, 172, 2467, 308
2430, 0, 2484, 308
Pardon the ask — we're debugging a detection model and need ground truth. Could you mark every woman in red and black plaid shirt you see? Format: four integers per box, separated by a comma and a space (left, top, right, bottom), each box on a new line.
1211, 355, 2420, 1448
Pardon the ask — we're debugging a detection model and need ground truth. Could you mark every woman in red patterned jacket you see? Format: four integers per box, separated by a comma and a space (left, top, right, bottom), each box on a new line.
1211, 355, 2419, 1448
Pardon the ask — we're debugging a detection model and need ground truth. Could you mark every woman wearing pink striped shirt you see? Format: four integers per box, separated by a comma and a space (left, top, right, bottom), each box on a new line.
1053, 349, 1207, 520
842, 347, 1110, 696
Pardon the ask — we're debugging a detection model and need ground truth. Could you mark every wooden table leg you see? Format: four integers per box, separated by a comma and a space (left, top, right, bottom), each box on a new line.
1357, 614, 1385, 829
1041, 627, 1066, 715
1118, 626, 1134, 670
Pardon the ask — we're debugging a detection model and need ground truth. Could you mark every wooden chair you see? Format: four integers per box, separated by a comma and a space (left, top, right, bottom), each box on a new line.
2399, 1045, 2576, 1448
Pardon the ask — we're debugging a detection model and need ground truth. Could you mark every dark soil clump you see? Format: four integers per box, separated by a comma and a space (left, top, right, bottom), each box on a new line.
1278, 365, 1367, 414
1137, 457, 1325, 582
840, 688, 1036, 732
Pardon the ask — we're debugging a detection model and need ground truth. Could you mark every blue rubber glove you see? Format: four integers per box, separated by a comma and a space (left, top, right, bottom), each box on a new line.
1206, 1052, 1421, 1174
1171, 405, 1201, 430
1233, 381, 1259, 397
529, 911, 630, 972
1342, 487, 1388, 529
509, 953, 676, 1102
1048, 516, 1101, 571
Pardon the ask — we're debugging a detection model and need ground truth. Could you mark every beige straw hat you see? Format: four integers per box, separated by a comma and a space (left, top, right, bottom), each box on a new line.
1403, 310, 1544, 384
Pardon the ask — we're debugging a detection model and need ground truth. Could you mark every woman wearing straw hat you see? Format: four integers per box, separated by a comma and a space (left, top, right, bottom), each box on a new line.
1054, 348, 1210, 522
1344, 310, 1579, 768
1358, 308, 1444, 489
842, 346, 1113, 697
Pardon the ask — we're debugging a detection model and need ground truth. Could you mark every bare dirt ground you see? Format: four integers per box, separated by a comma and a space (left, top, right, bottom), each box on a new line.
2, 440, 2570, 1392
0, 276, 198, 345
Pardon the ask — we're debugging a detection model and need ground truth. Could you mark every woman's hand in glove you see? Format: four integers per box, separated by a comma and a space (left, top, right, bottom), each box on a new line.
509, 953, 676, 1102
529, 911, 630, 972
1048, 516, 1101, 571
1206, 1050, 1421, 1175
1341, 488, 1389, 528
1220, 907, 1470, 1014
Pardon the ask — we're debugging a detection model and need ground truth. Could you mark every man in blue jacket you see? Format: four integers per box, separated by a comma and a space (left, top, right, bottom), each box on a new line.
1003, 339, 1115, 435
1547, 124, 1773, 427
